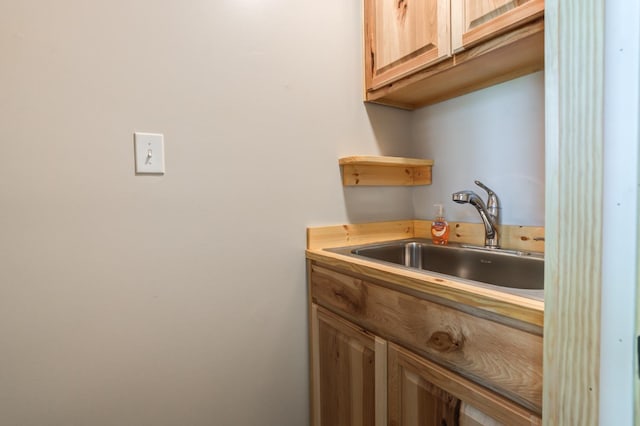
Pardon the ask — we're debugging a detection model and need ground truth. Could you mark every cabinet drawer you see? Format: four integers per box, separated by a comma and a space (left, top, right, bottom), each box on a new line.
310, 263, 542, 414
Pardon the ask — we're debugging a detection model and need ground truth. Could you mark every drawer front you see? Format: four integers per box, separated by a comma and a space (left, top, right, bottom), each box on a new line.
310, 264, 542, 414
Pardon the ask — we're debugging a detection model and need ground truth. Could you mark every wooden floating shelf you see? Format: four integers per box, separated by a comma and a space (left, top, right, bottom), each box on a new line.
339, 156, 434, 186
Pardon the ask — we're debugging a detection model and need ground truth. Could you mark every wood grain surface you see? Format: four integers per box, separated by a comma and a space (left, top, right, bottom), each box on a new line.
339, 156, 434, 186
388, 343, 541, 425
458, 0, 544, 49
307, 221, 414, 251
543, 0, 603, 424
365, 0, 451, 90
311, 265, 543, 413
308, 220, 544, 253
366, 19, 544, 109
311, 305, 377, 426
305, 250, 544, 328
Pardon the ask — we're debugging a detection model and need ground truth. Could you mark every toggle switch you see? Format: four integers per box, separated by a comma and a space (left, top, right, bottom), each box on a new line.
134, 132, 165, 174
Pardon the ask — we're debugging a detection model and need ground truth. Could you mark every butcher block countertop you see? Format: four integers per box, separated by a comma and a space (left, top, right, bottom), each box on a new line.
306, 220, 545, 330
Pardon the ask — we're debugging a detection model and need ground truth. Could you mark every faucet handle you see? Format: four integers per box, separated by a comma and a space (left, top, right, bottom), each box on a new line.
474, 180, 495, 196
474, 180, 499, 212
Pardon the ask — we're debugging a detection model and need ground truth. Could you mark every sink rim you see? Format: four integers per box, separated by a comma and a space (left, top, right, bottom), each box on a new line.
349, 238, 544, 260
325, 238, 544, 300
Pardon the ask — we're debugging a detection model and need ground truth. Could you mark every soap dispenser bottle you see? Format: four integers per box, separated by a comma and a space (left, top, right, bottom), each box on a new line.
431, 204, 450, 245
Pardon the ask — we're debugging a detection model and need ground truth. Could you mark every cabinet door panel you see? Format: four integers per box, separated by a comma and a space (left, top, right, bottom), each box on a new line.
365, 0, 450, 90
451, 0, 544, 51
397, 368, 460, 425
388, 343, 541, 426
311, 305, 385, 426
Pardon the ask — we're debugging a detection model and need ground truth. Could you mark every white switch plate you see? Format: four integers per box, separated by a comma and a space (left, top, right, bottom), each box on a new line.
134, 132, 165, 174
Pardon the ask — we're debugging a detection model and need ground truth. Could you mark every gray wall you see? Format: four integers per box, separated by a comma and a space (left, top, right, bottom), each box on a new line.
0, 1, 544, 425
411, 72, 545, 226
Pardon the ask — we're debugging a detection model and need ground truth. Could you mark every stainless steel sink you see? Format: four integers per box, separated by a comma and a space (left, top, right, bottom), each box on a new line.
328, 239, 544, 291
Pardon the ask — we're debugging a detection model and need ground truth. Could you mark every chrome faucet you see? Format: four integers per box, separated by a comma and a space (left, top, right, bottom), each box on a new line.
452, 181, 500, 248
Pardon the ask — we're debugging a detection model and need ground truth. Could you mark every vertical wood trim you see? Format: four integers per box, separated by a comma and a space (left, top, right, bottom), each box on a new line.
350, 342, 365, 426
374, 337, 387, 426
402, 370, 420, 424
542, 0, 561, 412
450, 0, 464, 51
310, 304, 321, 426
543, 0, 604, 424
363, 0, 374, 97
438, 0, 452, 56
387, 345, 400, 424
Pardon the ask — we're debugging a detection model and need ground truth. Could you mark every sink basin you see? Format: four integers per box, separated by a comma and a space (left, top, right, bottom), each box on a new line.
329, 239, 544, 291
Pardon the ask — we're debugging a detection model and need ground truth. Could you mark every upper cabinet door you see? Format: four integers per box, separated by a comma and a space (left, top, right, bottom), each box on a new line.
365, 0, 451, 91
451, 0, 544, 52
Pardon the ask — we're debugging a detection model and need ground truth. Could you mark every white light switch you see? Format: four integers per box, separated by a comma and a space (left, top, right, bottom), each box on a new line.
134, 132, 165, 174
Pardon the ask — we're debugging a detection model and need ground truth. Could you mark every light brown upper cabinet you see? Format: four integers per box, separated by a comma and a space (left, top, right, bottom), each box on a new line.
452, 0, 544, 51
364, 0, 545, 109
365, 0, 451, 91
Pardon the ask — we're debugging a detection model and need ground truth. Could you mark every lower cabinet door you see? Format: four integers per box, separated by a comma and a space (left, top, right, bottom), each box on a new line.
311, 305, 386, 426
388, 343, 541, 426
388, 344, 461, 426
458, 402, 504, 426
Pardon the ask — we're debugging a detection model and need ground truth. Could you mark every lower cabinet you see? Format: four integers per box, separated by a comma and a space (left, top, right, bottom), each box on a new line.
310, 305, 385, 426
388, 343, 541, 426
311, 303, 541, 426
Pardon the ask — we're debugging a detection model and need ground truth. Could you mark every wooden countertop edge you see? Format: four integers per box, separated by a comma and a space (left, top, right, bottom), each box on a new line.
306, 248, 544, 328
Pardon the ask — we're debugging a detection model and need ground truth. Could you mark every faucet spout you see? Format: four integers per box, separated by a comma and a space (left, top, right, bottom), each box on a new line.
452, 181, 500, 248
